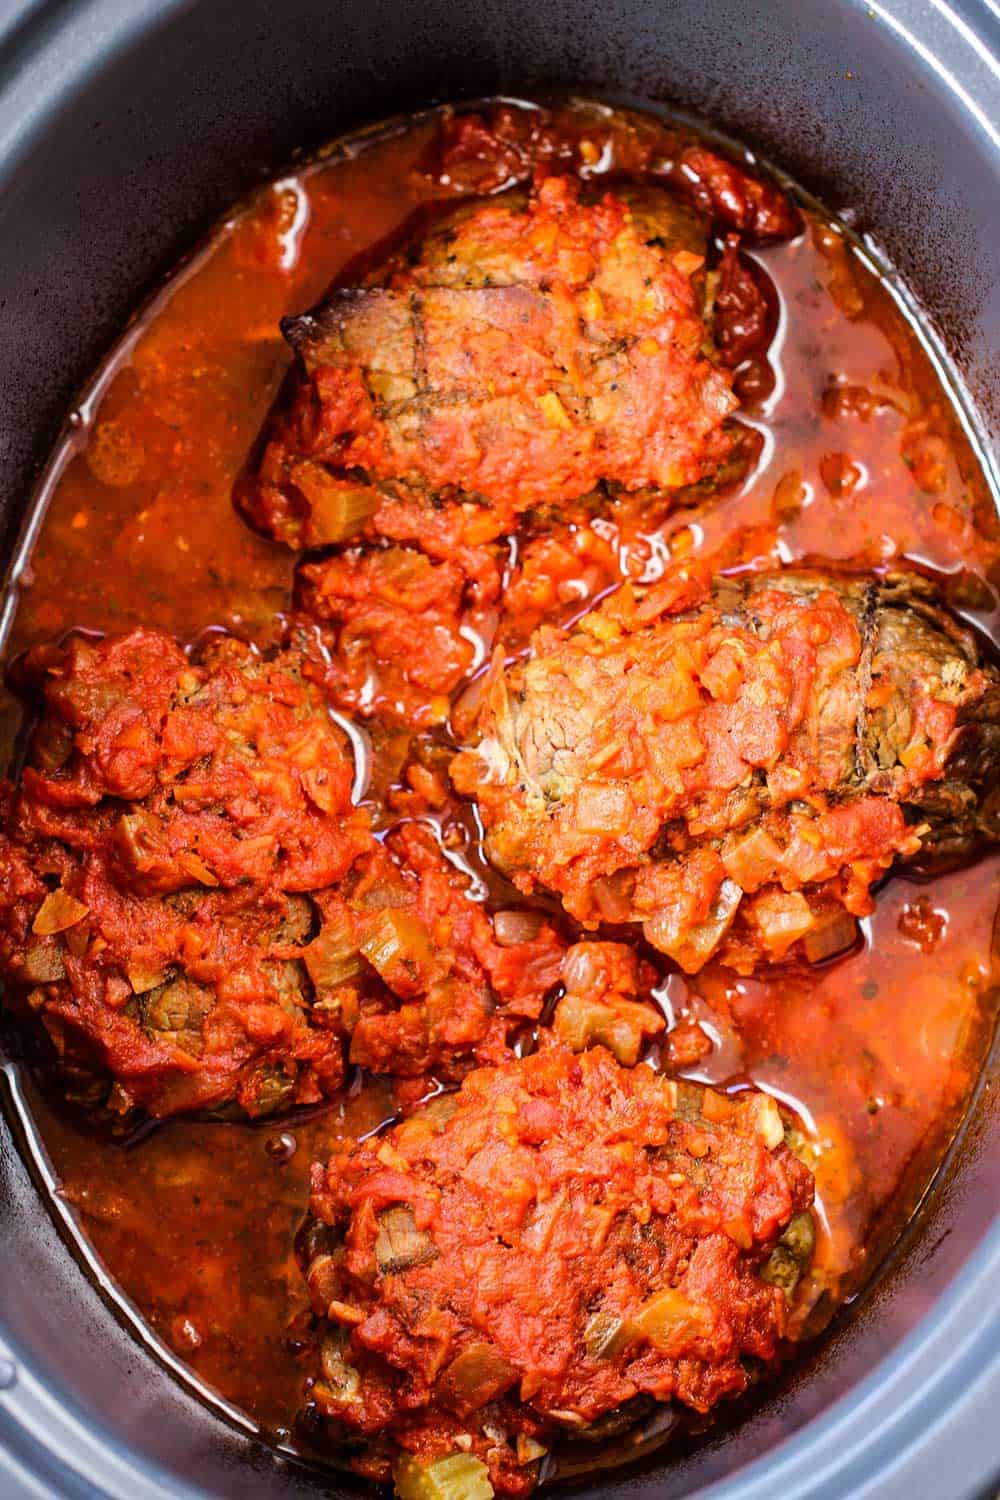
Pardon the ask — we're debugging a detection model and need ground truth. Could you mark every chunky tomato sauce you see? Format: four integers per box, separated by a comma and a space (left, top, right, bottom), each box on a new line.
1, 98, 998, 1482
305, 1047, 814, 1494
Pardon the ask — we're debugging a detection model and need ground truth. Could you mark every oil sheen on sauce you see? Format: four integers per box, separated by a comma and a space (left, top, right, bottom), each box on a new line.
1, 100, 998, 1458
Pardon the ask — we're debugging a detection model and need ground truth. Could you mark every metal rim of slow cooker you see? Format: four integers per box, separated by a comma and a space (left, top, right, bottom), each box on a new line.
0, 1, 997, 1498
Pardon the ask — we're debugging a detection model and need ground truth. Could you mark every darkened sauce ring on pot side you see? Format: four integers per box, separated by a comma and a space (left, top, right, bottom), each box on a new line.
0, 98, 997, 1487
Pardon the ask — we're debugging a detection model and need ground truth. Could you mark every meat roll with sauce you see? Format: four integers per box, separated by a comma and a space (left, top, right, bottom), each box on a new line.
0, 629, 566, 1117
451, 569, 1000, 972
235, 176, 738, 555
301, 1044, 815, 1498
0, 629, 375, 1117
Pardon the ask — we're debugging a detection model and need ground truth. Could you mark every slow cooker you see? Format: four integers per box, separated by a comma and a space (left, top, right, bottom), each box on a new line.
0, 1, 997, 1497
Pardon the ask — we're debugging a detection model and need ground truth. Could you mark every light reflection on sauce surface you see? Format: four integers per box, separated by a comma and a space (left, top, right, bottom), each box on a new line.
2, 99, 998, 1457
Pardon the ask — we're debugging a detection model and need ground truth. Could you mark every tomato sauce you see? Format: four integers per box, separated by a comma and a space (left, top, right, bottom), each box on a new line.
304, 1047, 815, 1494
1, 98, 998, 1473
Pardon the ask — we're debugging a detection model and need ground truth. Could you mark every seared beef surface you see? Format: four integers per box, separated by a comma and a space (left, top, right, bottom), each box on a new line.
303, 1044, 814, 1496
452, 570, 1000, 971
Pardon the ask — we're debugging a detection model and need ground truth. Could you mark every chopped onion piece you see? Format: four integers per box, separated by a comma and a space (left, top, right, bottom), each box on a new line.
319, 1333, 362, 1403
515, 1435, 547, 1465
751, 1094, 785, 1149
632, 1288, 714, 1353
722, 826, 783, 891
647, 878, 742, 973
438, 1342, 518, 1412
375, 1205, 437, 1274
393, 1452, 494, 1500
750, 890, 814, 954
32, 889, 89, 936
802, 909, 859, 965
492, 908, 545, 947
21, 944, 66, 983
562, 944, 600, 996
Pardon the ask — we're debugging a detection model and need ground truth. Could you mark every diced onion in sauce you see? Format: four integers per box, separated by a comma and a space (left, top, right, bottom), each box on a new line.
438, 1342, 518, 1411
802, 909, 859, 965
515, 1435, 547, 1465
751, 891, 814, 952
319, 1333, 362, 1403
648, 878, 742, 972
492, 908, 545, 947
32, 889, 89, 936
21, 944, 66, 983
562, 944, 599, 995
393, 1452, 494, 1500
722, 826, 783, 891
375, 1205, 437, 1274
632, 1288, 713, 1352
751, 1093, 785, 1149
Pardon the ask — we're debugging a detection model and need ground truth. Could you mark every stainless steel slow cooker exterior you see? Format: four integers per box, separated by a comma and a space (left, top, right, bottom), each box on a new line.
0, 2, 997, 1497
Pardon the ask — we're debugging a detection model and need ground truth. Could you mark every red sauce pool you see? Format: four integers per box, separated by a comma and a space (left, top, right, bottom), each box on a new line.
1, 98, 998, 1464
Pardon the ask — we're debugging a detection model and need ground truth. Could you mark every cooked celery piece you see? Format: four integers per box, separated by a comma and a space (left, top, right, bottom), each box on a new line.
553, 993, 649, 1066
583, 1308, 636, 1359
291, 461, 380, 542
305, 922, 362, 989
393, 1451, 494, 1500
761, 1210, 816, 1298
361, 910, 433, 979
